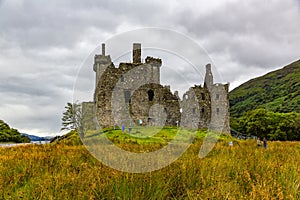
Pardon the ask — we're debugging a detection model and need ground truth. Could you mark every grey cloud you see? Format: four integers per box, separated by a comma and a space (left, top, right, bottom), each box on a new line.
0, 0, 168, 52
0, 70, 74, 95
0, 70, 74, 135
0, 101, 64, 135
1, 0, 300, 135
175, 0, 300, 85
0, 0, 121, 50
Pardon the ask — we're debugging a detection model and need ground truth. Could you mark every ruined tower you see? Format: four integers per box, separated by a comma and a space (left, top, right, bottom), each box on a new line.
204, 63, 230, 133
93, 43, 112, 101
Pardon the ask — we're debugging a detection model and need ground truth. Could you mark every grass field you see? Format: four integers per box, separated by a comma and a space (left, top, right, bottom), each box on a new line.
0, 130, 299, 199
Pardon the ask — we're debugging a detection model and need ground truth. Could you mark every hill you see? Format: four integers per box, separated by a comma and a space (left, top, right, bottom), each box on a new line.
0, 120, 30, 143
21, 133, 54, 141
50, 130, 83, 145
230, 59, 300, 117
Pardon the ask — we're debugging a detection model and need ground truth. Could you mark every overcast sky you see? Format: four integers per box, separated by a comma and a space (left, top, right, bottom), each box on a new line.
0, 0, 300, 136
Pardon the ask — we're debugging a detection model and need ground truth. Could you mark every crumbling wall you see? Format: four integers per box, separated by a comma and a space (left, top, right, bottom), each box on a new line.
209, 83, 230, 133
95, 62, 119, 128
95, 55, 162, 128
130, 83, 181, 127
91, 43, 230, 133
81, 102, 97, 131
181, 86, 211, 129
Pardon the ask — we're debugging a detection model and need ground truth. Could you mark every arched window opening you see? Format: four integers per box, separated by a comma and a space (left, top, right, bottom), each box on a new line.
201, 93, 205, 100
148, 90, 154, 101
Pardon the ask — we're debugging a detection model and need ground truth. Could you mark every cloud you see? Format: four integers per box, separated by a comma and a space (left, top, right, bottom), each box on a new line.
179, 0, 300, 66
0, 0, 300, 135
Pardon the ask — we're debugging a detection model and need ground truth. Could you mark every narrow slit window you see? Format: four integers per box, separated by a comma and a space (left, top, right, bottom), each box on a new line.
201, 107, 205, 113
124, 90, 131, 103
192, 108, 195, 114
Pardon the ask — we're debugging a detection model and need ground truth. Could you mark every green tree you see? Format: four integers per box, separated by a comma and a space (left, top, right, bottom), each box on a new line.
61, 102, 82, 131
238, 108, 270, 138
0, 120, 30, 143
237, 108, 300, 141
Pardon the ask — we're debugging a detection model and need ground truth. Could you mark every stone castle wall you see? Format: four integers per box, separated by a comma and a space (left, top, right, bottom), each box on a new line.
209, 83, 230, 133
88, 43, 230, 132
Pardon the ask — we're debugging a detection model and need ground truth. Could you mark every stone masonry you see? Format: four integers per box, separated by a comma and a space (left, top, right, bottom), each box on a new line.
85, 43, 230, 133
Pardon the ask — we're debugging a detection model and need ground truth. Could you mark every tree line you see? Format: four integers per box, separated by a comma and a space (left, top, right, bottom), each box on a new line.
231, 108, 300, 141
61, 103, 300, 141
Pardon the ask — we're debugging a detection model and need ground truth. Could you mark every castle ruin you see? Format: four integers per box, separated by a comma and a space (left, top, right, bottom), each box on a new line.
88, 43, 230, 133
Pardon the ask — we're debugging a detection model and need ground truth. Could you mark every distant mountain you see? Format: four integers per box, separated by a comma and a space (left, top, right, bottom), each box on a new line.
0, 120, 30, 143
21, 133, 54, 141
230, 60, 300, 117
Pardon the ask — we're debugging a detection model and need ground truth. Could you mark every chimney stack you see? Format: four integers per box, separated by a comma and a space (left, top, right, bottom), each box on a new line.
102, 43, 105, 56
133, 43, 141, 63
204, 63, 214, 90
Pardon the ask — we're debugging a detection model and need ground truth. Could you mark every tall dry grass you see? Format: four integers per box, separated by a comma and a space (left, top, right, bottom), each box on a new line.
0, 139, 299, 199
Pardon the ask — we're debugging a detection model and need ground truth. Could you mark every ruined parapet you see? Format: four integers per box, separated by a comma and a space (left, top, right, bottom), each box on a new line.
145, 56, 162, 67
174, 91, 179, 99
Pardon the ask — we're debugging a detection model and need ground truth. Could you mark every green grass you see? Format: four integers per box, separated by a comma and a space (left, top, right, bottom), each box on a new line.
83, 127, 208, 145
0, 130, 299, 199
82, 127, 209, 153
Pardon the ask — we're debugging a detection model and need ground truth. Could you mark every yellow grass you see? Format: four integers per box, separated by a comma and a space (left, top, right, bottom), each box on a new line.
0, 140, 299, 199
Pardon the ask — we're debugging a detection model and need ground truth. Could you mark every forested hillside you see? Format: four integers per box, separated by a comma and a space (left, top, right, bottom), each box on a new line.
0, 120, 30, 143
229, 60, 300, 140
230, 60, 300, 117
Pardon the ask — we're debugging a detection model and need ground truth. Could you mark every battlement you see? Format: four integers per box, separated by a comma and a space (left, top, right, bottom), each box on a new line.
145, 56, 162, 67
